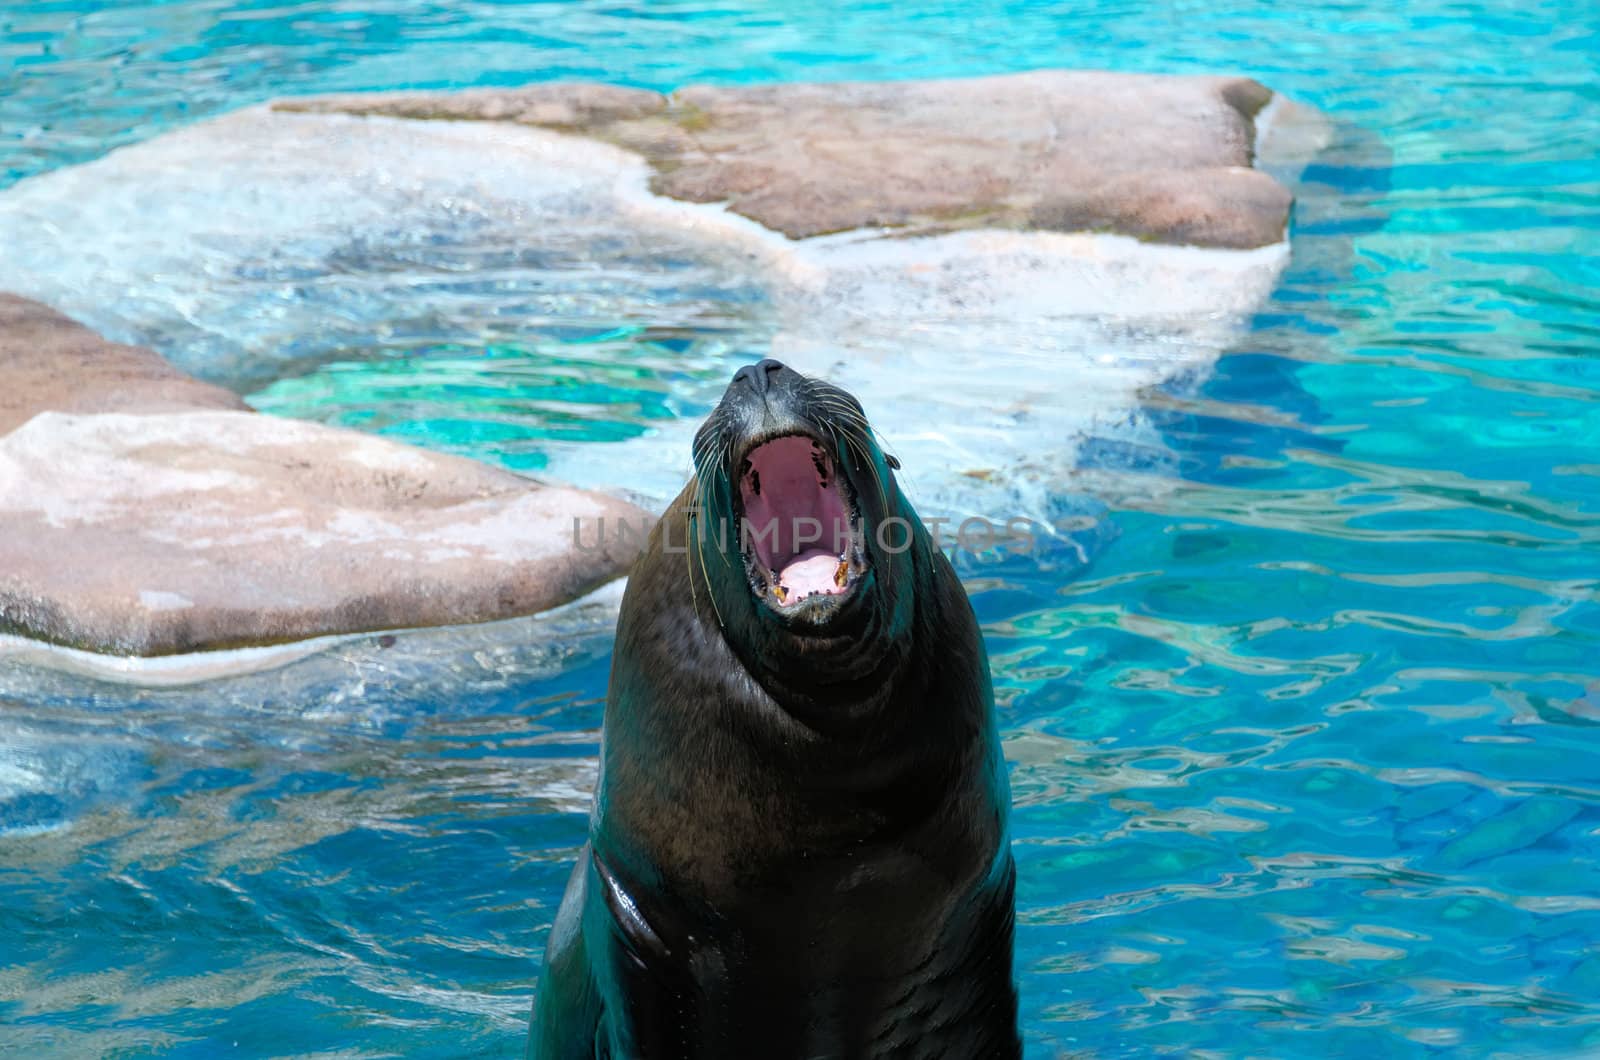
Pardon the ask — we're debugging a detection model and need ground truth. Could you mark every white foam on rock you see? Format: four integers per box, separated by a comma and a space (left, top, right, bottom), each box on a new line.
0, 578, 627, 687
0, 104, 1289, 524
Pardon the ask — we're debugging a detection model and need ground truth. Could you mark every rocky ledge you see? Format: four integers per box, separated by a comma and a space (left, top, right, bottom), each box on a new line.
277, 70, 1300, 249
0, 295, 645, 656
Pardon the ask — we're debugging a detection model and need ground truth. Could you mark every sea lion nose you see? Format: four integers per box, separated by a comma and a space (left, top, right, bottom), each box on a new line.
732, 358, 786, 396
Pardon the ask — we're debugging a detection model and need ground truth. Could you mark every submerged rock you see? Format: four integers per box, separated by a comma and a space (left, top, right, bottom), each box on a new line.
0, 296, 645, 656
277, 70, 1295, 248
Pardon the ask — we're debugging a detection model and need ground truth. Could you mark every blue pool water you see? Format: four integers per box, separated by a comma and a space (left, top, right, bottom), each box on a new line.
3, 1, 1599, 1057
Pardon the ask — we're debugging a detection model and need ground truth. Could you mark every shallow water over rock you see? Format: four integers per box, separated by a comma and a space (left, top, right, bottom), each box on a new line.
0, 93, 1296, 520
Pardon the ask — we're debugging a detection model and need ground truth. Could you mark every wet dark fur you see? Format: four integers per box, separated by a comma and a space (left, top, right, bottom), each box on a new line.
528, 361, 1018, 1059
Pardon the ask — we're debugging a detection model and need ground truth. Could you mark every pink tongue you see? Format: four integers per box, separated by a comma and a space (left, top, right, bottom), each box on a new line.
781, 551, 841, 598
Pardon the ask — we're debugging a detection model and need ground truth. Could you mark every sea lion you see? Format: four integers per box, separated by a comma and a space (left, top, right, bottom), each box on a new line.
529, 359, 1017, 1059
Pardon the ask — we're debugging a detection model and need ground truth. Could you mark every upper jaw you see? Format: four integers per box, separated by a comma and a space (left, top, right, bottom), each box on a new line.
729, 427, 816, 474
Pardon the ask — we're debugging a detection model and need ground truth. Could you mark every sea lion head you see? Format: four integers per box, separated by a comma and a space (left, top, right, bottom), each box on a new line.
686, 359, 922, 709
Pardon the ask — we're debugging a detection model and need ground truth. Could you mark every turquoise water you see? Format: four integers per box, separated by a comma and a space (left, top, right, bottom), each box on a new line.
3, 1, 1600, 1057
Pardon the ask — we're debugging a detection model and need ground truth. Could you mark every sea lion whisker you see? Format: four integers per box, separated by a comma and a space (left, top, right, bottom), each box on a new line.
827, 422, 871, 491
692, 432, 720, 490
814, 400, 871, 433
818, 400, 869, 426
843, 429, 891, 531
838, 427, 894, 587
827, 418, 879, 463
714, 439, 735, 568
810, 387, 868, 418
689, 497, 726, 630
684, 507, 702, 619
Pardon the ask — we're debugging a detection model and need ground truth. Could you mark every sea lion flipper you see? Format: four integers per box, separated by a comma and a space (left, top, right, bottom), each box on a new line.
527, 850, 604, 1060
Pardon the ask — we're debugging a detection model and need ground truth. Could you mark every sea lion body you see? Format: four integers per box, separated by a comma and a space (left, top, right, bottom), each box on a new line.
529, 361, 1017, 1059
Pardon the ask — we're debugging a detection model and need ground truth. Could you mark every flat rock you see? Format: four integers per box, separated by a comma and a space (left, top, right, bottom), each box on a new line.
0, 297, 645, 655
0, 293, 249, 434
277, 70, 1291, 248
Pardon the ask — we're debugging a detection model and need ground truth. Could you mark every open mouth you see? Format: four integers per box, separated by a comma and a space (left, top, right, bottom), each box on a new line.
735, 434, 869, 610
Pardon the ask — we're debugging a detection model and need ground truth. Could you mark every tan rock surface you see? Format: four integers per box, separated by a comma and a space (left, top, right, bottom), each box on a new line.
0, 294, 249, 434
0, 297, 646, 655
277, 69, 1290, 248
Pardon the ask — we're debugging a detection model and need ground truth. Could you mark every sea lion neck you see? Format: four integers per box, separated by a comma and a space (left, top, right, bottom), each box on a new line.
729, 581, 915, 731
